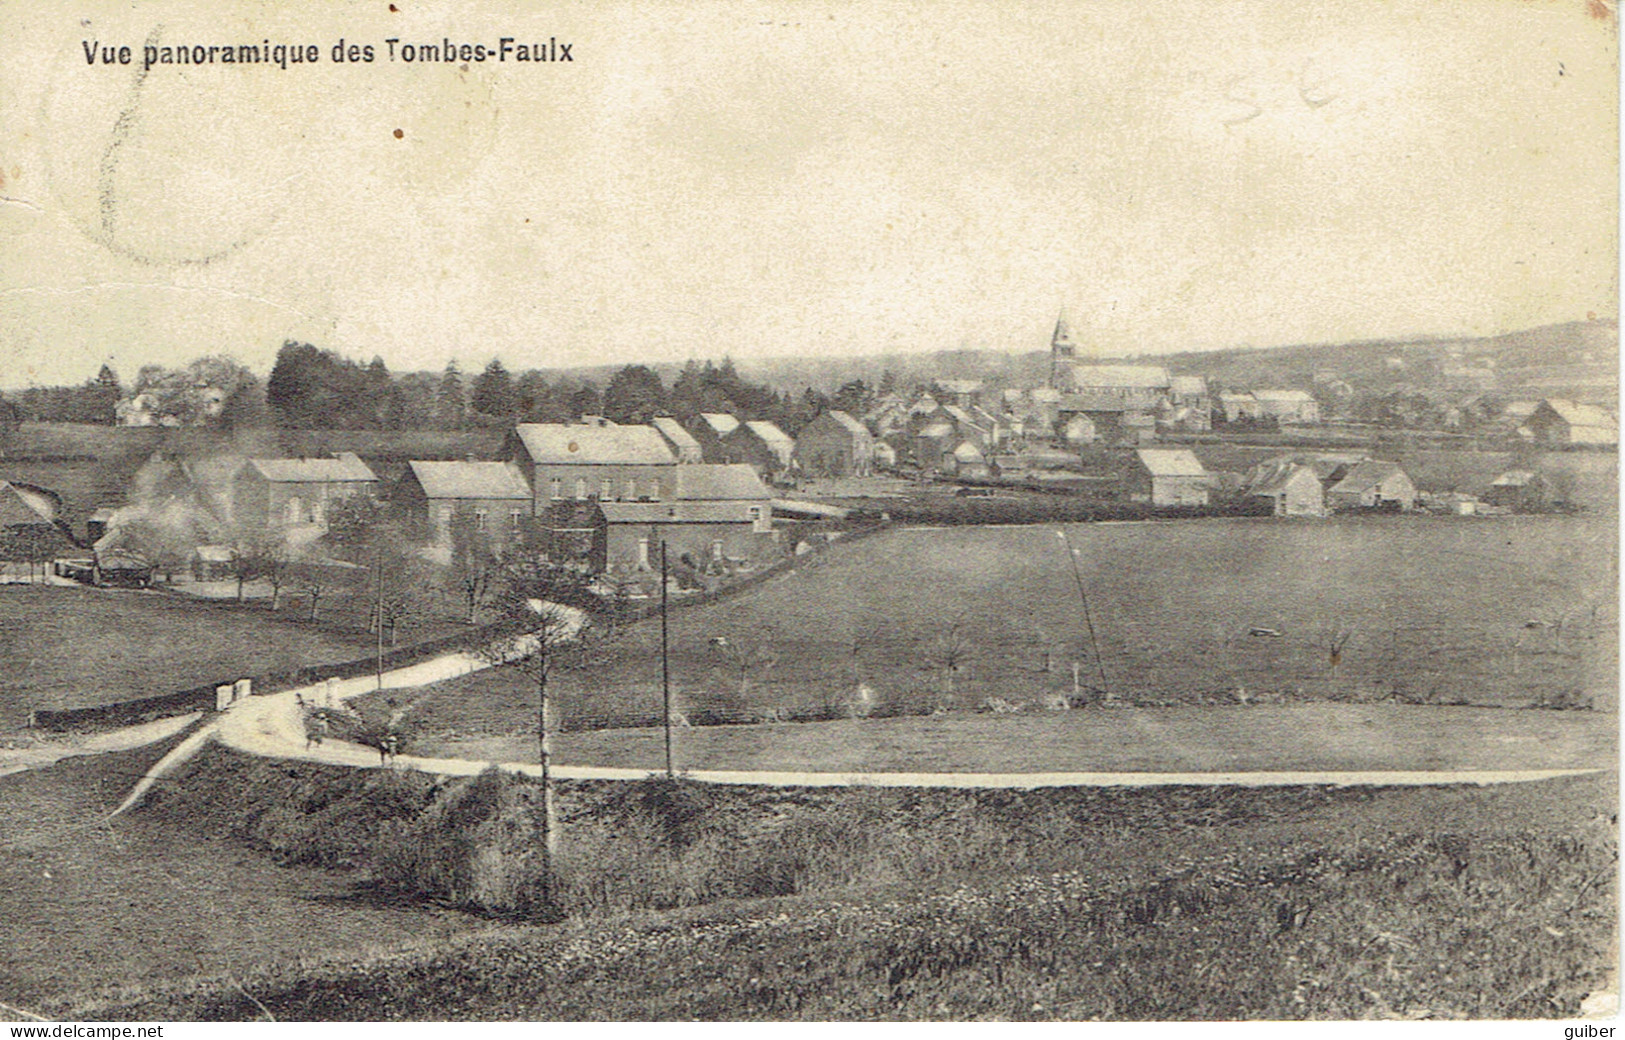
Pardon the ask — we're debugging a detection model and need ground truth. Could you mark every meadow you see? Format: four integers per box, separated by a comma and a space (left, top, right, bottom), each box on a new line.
421, 702, 1615, 775
0, 585, 385, 728
40, 748, 1615, 1021
377, 514, 1617, 739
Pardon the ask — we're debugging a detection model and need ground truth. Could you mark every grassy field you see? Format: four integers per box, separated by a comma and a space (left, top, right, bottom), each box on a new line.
373, 514, 1617, 738
418, 702, 1616, 775
0, 585, 393, 728
0, 742, 494, 1011
45, 750, 1614, 1021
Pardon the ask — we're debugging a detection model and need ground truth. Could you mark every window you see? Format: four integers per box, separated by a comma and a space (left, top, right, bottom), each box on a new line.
285, 496, 303, 524
549, 478, 563, 501
574, 478, 587, 500
600, 477, 613, 501
474, 510, 488, 531
510, 510, 524, 531
625, 479, 637, 501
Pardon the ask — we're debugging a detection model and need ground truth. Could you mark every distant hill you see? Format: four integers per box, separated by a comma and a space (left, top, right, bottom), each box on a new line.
529, 319, 1618, 406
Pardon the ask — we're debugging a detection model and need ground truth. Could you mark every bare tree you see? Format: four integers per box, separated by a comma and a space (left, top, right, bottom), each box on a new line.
236, 534, 294, 610
931, 613, 974, 699
476, 557, 597, 910
708, 631, 779, 706
447, 513, 497, 625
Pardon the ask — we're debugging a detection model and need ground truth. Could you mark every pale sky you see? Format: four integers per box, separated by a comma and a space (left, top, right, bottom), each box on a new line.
0, 0, 1617, 385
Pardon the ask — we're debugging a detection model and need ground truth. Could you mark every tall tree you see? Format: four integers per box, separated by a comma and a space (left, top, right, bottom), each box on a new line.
471, 358, 518, 419
602, 365, 669, 424
437, 361, 467, 430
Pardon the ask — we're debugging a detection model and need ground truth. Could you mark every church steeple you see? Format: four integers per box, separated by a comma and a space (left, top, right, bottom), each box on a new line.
1049, 308, 1077, 389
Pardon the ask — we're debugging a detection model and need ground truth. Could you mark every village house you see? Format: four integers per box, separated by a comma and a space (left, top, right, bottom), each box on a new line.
230, 452, 378, 530
1244, 459, 1325, 517
650, 416, 705, 463
1165, 376, 1212, 431
393, 460, 534, 547
1217, 391, 1262, 423
0, 479, 75, 556
1057, 395, 1157, 446
950, 441, 991, 479
506, 420, 679, 511
1325, 460, 1417, 512
940, 404, 999, 452
684, 412, 742, 462
862, 394, 912, 437
1524, 399, 1618, 447
1485, 470, 1551, 512
794, 410, 875, 477
1126, 448, 1209, 507
913, 420, 957, 473
1061, 413, 1098, 446
935, 379, 986, 409
1252, 389, 1321, 424
719, 420, 796, 481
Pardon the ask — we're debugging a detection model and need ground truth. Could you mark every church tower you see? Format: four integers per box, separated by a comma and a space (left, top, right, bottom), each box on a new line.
1049, 308, 1077, 389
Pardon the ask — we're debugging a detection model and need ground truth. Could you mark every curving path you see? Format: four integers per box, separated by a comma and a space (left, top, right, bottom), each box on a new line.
102, 634, 1606, 819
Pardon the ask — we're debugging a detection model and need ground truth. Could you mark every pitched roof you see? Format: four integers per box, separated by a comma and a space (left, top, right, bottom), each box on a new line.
696, 412, 740, 436
598, 501, 764, 524
823, 410, 869, 436
1491, 469, 1542, 487
1068, 364, 1171, 390
1540, 399, 1617, 429
0, 480, 58, 525
1135, 448, 1207, 478
741, 421, 794, 461
1247, 460, 1320, 496
918, 421, 955, 439
1328, 459, 1408, 494
941, 404, 988, 429
675, 464, 770, 501
650, 416, 703, 454
246, 453, 376, 483
512, 423, 676, 465
1253, 389, 1317, 404
952, 441, 985, 462
406, 461, 531, 501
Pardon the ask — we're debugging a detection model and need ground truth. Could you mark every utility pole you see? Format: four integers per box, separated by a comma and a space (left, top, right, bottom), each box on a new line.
661, 538, 673, 778
374, 542, 385, 690
1057, 527, 1110, 699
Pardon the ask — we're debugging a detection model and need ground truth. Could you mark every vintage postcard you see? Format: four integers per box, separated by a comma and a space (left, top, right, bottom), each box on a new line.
0, 0, 1616, 1028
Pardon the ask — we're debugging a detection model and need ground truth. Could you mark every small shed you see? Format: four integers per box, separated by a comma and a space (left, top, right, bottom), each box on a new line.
1246, 460, 1324, 517
1325, 460, 1417, 512
1127, 449, 1209, 507
1485, 470, 1550, 512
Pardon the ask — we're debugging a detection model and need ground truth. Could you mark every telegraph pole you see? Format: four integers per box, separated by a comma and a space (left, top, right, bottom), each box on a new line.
1057, 527, 1110, 699
374, 542, 385, 690
660, 538, 673, 778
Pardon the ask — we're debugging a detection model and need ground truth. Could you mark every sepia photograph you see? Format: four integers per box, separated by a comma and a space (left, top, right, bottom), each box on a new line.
0, 0, 1617, 1027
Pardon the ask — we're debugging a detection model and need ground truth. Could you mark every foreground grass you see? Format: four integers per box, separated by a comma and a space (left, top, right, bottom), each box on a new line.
42, 747, 1616, 1020
64, 791, 1616, 1020
0, 744, 492, 1010
369, 516, 1617, 738
420, 702, 1616, 775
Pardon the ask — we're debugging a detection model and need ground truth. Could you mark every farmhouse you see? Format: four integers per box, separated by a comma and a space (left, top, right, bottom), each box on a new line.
1252, 389, 1321, 424
795, 410, 875, 477
1217, 392, 1262, 423
1126, 449, 1209, 507
1525, 399, 1618, 446
1244, 460, 1325, 517
914, 421, 957, 473
1167, 376, 1212, 429
506, 420, 678, 509
598, 498, 776, 577
685, 412, 741, 462
231, 452, 377, 530
650, 416, 704, 463
721, 420, 796, 481
393, 460, 534, 547
1485, 469, 1551, 512
1325, 460, 1417, 512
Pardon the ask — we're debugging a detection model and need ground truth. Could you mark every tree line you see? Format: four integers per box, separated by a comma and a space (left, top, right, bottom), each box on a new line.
6, 340, 899, 436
